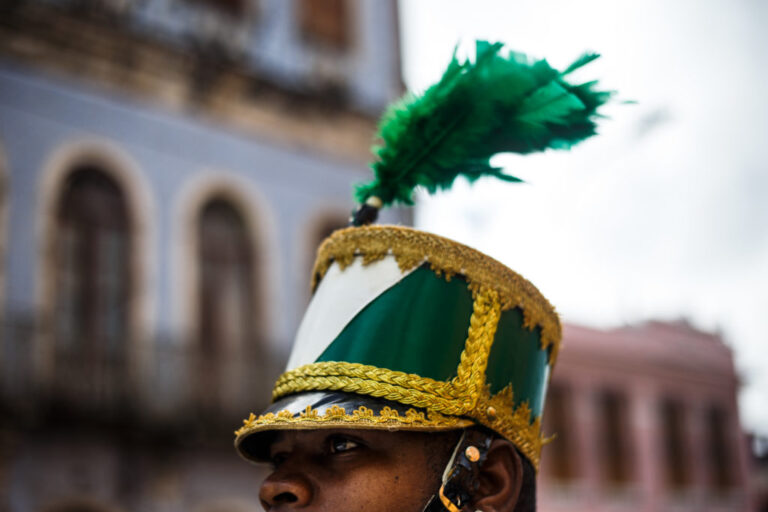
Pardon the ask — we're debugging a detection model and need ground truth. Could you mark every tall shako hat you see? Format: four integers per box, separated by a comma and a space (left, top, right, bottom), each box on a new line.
235, 41, 610, 472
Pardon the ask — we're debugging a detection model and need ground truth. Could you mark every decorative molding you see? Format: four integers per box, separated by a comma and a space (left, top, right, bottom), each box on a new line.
0, 4, 380, 164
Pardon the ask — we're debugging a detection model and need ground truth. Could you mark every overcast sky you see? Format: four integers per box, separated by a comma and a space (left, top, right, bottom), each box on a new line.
399, 0, 768, 436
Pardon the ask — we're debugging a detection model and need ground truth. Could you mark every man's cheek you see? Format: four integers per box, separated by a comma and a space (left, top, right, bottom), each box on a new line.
323, 472, 415, 512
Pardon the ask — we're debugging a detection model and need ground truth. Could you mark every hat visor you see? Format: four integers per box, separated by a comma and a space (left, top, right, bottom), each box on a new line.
235, 391, 473, 463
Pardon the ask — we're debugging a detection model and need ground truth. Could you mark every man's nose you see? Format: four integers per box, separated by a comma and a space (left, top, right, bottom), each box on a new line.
259, 470, 313, 509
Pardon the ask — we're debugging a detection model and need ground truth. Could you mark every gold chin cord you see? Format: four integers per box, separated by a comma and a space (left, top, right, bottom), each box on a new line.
438, 484, 462, 512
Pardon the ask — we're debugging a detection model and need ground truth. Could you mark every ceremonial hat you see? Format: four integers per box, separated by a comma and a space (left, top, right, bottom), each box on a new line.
234, 41, 610, 470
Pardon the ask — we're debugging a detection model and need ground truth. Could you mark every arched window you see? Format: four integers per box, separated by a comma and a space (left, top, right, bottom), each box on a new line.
305, 215, 347, 297
54, 167, 131, 359
197, 198, 256, 355
298, 0, 350, 50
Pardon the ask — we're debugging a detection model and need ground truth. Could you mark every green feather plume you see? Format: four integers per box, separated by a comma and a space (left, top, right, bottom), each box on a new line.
355, 41, 612, 207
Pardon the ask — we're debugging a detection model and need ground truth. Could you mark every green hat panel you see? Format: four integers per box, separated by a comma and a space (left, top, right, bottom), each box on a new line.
318, 266, 473, 381
486, 307, 551, 417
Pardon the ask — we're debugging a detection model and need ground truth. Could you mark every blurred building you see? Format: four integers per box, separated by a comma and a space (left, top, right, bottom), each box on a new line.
0, 2, 757, 512
0, 1, 406, 511
539, 320, 753, 512
750, 435, 768, 512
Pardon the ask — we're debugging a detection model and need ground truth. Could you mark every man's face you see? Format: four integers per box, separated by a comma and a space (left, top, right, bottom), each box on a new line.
259, 428, 450, 512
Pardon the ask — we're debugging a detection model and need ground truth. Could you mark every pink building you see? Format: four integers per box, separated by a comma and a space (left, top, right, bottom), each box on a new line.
539, 320, 753, 512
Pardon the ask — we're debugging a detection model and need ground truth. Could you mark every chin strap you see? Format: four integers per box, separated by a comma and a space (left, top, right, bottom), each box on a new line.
421, 430, 494, 512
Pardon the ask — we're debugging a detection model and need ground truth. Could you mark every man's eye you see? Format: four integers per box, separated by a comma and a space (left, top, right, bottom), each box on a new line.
329, 437, 360, 454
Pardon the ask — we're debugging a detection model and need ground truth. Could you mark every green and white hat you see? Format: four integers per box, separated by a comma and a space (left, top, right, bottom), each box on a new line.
235, 224, 561, 468
233, 41, 610, 470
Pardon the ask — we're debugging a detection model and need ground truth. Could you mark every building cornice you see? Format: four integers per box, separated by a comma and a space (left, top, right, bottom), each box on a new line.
0, 3, 379, 165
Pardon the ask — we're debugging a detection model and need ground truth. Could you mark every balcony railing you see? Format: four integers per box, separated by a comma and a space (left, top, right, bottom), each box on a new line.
0, 315, 280, 434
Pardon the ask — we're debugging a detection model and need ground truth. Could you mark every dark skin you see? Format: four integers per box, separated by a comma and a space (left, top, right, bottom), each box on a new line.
259, 428, 524, 512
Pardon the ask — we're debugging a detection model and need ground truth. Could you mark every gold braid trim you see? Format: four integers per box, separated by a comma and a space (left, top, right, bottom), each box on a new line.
235, 391, 546, 470
273, 287, 500, 416
453, 286, 499, 401
273, 375, 468, 413
312, 225, 562, 363
234, 405, 471, 438
274, 362, 455, 399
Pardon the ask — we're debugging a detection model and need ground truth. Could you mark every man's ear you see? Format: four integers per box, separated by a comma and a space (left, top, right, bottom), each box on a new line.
471, 439, 523, 512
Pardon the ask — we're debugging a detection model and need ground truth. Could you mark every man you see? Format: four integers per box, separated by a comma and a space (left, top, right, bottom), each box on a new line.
233, 42, 609, 511
234, 225, 560, 512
